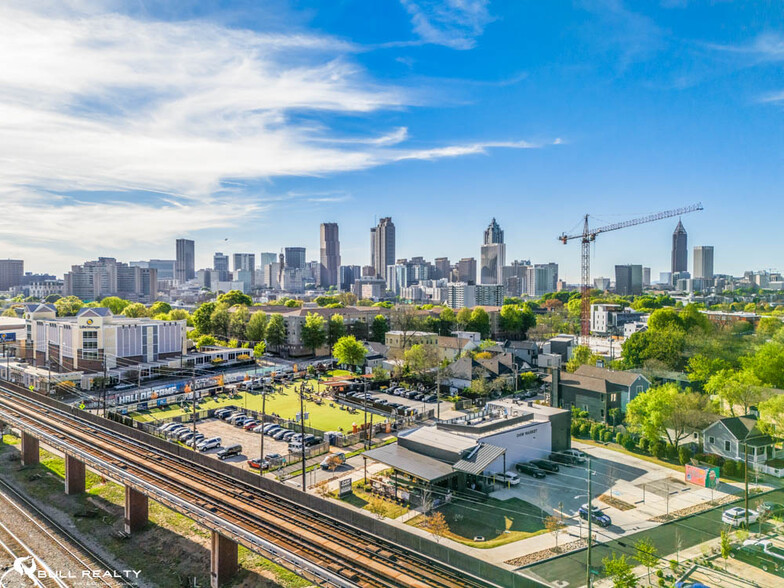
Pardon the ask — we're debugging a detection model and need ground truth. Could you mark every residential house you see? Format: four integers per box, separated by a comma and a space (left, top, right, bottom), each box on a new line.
702, 413, 783, 477
556, 365, 650, 423
436, 335, 478, 361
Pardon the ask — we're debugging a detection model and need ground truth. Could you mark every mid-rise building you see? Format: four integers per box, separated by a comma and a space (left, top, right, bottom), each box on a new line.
352, 277, 386, 300
260, 252, 277, 267
590, 304, 645, 335
339, 265, 361, 291
476, 284, 505, 307
693, 246, 714, 280
671, 220, 688, 274
386, 263, 408, 296
643, 267, 651, 287
213, 252, 230, 281
175, 239, 195, 283
233, 253, 256, 287
371, 217, 395, 279
525, 263, 559, 297
0, 260, 24, 291
614, 264, 643, 296
284, 247, 306, 270
434, 257, 451, 280
319, 223, 341, 288
27, 280, 64, 299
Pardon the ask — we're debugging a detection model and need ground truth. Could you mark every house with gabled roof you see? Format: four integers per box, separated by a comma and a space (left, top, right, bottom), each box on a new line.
556, 365, 650, 423
702, 412, 784, 476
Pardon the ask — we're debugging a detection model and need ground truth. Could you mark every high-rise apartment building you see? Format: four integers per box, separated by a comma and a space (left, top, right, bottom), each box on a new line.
260, 252, 277, 267
371, 217, 395, 279
0, 260, 23, 291
671, 220, 688, 274
525, 263, 559, 297
480, 218, 505, 285
284, 247, 306, 270
319, 223, 341, 288
614, 264, 643, 296
693, 246, 714, 280
175, 239, 195, 283
213, 252, 230, 280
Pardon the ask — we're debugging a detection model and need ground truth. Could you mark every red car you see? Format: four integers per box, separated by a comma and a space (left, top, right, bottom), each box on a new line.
243, 420, 259, 430
247, 458, 269, 470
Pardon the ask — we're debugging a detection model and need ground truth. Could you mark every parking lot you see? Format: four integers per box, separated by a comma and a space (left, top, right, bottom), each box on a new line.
367, 388, 463, 420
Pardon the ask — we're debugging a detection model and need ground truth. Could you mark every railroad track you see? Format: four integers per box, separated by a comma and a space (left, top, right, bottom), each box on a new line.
0, 386, 505, 588
0, 478, 133, 588
0, 509, 66, 588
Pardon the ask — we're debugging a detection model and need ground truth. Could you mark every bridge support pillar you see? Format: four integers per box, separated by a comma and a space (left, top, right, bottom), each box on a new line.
65, 454, 85, 495
20, 431, 39, 466
210, 531, 238, 588
124, 486, 148, 534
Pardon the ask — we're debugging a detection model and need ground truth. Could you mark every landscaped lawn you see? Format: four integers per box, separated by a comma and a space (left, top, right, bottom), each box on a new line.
334, 479, 410, 519
131, 371, 376, 432
407, 498, 549, 549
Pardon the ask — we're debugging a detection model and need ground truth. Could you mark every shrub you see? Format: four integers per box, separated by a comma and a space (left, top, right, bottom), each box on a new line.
615, 432, 625, 445
656, 569, 664, 579
723, 460, 736, 477
638, 437, 650, 453
603, 431, 613, 443
591, 423, 604, 441
666, 444, 679, 461
579, 410, 590, 419
580, 422, 591, 437
571, 422, 582, 436
651, 441, 665, 459
622, 435, 636, 451
678, 446, 692, 465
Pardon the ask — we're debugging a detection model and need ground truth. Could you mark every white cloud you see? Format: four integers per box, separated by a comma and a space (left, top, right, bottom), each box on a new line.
0, 2, 549, 270
399, 0, 492, 50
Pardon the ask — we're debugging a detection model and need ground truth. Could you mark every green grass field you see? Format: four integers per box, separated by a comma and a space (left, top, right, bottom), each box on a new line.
131, 370, 378, 432
407, 498, 549, 549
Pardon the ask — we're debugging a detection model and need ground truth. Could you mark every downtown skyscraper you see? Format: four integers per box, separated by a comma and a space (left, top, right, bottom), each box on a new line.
671, 220, 688, 273
175, 238, 195, 283
371, 217, 395, 279
319, 222, 341, 288
480, 218, 505, 285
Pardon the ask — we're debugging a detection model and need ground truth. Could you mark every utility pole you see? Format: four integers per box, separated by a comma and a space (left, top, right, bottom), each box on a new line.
101, 355, 107, 417
363, 374, 369, 450
191, 379, 197, 449
300, 383, 306, 492
745, 436, 750, 529
586, 457, 593, 588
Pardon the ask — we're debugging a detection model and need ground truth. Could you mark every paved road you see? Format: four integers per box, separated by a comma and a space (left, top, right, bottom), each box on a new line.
524, 488, 784, 587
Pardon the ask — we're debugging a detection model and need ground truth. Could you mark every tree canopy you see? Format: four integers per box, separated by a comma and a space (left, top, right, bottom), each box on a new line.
332, 335, 367, 368
217, 290, 252, 307
301, 312, 327, 355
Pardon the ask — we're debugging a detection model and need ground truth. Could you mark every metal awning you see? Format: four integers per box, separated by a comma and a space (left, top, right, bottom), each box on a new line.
452, 443, 506, 476
363, 444, 455, 482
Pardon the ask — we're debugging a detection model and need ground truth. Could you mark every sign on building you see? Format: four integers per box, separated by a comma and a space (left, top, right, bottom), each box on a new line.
0, 333, 16, 341
339, 477, 353, 497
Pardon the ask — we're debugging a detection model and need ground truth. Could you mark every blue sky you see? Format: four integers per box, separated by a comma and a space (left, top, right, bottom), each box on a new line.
1, 1, 782, 281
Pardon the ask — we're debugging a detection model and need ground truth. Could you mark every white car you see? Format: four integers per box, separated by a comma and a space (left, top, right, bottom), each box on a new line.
561, 449, 587, 463
197, 437, 221, 452
722, 507, 758, 528
491, 471, 521, 486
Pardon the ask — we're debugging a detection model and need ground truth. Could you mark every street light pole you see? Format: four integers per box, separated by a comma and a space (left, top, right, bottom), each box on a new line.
300, 382, 306, 492
260, 386, 267, 480
586, 456, 593, 588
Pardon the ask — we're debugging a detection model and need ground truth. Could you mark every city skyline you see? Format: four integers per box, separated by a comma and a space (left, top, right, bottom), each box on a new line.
2, 1, 781, 280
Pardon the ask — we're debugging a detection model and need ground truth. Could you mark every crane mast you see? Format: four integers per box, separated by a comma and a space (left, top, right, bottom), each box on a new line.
559, 203, 704, 339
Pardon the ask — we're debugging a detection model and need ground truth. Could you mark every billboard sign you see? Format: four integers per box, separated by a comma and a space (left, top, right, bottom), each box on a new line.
0, 333, 16, 342
685, 464, 719, 488
339, 478, 353, 497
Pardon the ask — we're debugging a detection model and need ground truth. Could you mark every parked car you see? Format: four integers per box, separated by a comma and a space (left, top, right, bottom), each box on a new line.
273, 429, 290, 440
247, 458, 269, 470
490, 471, 521, 486
549, 452, 574, 465
578, 504, 612, 527
413, 394, 425, 401
216, 444, 242, 460
723, 507, 758, 528
158, 422, 179, 432
185, 435, 205, 447
304, 437, 322, 447
730, 540, 784, 576
213, 409, 232, 419
227, 413, 247, 424
289, 441, 304, 453
320, 452, 346, 470
252, 424, 266, 433
560, 449, 587, 463
515, 462, 546, 479
242, 420, 259, 430
423, 394, 437, 403
197, 437, 221, 451
758, 502, 784, 518
281, 431, 297, 442
234, 417, 253, 427
531, 459, 559, 473
266, 453, 285, 465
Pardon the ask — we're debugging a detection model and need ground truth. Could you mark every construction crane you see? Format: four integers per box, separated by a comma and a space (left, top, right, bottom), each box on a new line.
559, 202, 704, 338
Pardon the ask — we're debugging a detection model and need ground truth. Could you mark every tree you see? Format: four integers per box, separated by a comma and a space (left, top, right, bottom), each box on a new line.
1, 307, 17, 317
55, 295, 84, 317
602, 553, 638, 588
720, 529, 731, 570
246, 311, 268, 342
758, 394, 784, 436
758, 317, 783, 338
192, 302, 217, 334
544, 515, 563, 551
370, 314, 389, 343
633, 537, 658, 582
168, 309, 189, 321
647, 308, 684, 332
565, 345, 601, 373
265, 314, 287, 352
423, 511, 449, 542
122, 302, 148, 318
44, 294, 61, 303
367, 496, 389, 519
499, 304, 536, 340
209, 305, 230, 338
332, 335, 367, 369
456, 307, 472, 330
468, 307, 491, 339
626, 384, 715, 448
372, 366, 390, 383
149, 301, 172, 316
327, 314, 346, 346
686, 354, 731, 388
705, 369, 766, 416
99, 296, 130, 314
301, 312, 327, 356
195, 335, 218, 349
253, 341, 266, 358
228, 306, 249, 340
742, 341, 784, 389
620, 327, 686, 370
404, 344, 439, 383
336, 291, 358, 306
217, 290, 252, 307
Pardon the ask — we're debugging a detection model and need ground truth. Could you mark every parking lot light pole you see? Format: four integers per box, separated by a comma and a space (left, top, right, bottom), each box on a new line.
300, 384, 306, 492
260, 387, 267, 480
586, 457, 593, 588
